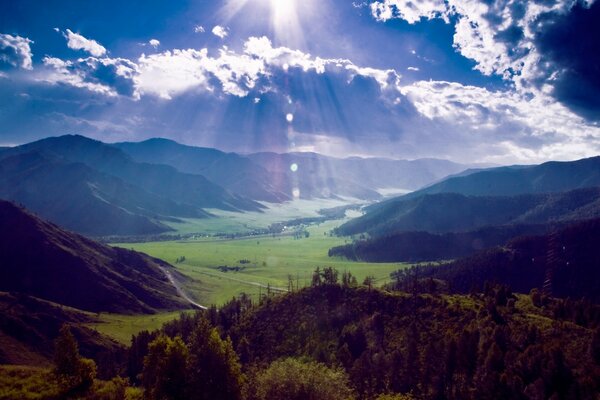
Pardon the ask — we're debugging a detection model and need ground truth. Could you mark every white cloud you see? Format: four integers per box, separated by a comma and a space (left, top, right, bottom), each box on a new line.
136, 49, 210, 99
64, 29, 106, 57
0, 33, 34, 70
41, 56, 138, 97
211, 25, 229, 39
194, 25, 205, 33
149, 39, 160, 49
369, 0, 598, 96
370, 0, 448, 24
402, 79, 600, 163
407, 66, 419, 71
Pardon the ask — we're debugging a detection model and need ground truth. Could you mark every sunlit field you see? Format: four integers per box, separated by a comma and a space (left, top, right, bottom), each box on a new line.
115, 203, 407, 307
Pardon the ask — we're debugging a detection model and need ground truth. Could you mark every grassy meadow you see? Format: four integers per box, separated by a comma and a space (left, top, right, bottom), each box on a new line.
114, 200, 408, 308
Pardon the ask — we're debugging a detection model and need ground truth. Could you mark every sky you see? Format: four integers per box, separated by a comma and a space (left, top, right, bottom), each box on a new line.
0, 0, 599, 164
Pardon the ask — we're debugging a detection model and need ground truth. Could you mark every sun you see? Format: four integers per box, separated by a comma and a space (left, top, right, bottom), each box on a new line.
221, 0, 312, 47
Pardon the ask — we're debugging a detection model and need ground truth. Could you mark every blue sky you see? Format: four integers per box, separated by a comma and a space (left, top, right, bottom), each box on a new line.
0, 0, 599, 163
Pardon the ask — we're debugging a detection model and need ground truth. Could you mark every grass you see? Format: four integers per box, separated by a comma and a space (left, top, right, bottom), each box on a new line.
115, 216, 408, 307
0, 365, 60, 400
164, 198, 363, 235
86, 311, 195, 345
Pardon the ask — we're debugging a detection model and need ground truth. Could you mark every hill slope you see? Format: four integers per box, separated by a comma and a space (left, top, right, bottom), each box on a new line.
337, 187, 600, 236
408, 155, 600, 198
406, 218, 600, 302
0, 200, 190, 313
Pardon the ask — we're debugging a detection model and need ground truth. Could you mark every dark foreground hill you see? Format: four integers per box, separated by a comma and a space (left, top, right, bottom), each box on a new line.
0, 292, 124, 373
0, 200, 190, 313
397, 218, 600, 302
337, 187, 600, 237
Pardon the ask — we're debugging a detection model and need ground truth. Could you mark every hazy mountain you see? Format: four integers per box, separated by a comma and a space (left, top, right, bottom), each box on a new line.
337, 187, 600, 236
0, 200, 190, 313
115, 137, 472, 202
0, 151, 205, 236
247, 152, 471, 199
406, 155, 600, 198
115, 138, 290, 203
1, 135, 263, 213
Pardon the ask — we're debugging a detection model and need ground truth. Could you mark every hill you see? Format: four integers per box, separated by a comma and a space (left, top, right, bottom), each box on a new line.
0, 200, 191, 314
407, 155, 600, 198
399, 218, 600, 302
329, 223, 550, 262
126, 284, 600, 400
337, 187, 600, 236
0, 292, 123, 372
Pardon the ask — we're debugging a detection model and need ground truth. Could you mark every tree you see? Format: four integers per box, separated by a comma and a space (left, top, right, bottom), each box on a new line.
142, 335, 188, 400
186, 318, 245, 400
53, 324, 97, 394
254, 358, 355, 400
312, 267, 322, 287
363, 275, 375, 290
322, 267, 339, 285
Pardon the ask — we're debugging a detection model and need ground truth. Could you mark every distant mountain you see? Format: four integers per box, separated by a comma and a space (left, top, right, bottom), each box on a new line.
0, 200, 190, 313
114, 137, 472, 202
0, 135, 267, 235
115, 138, 290, 203
410, 218, 600, 302
0, 152, 200, 236
3, 135, 262, 212
407, 155, 600, 198
246, 152, 471, 201
337, 187, 600, 236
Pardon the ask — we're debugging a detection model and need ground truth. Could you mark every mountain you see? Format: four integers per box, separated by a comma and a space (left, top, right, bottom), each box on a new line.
2, 135, 263, 212
405, 218, 600, 302
337, 187, 600, 236
0, 200, 191, 314
0, 152, 199, 236
114, 137, 472, 202
406, 155, 600, 198
115, 138, 290, 203
248, 152, 471, 200
0, 135, 267, 235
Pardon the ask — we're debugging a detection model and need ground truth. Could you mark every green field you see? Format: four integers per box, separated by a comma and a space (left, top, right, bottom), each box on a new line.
115, 205, 408, 307
87, 311, 195, 345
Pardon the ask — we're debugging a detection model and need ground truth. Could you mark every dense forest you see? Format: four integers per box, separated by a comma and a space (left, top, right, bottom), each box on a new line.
10, 267, 598, 400
389, 218, 600, 302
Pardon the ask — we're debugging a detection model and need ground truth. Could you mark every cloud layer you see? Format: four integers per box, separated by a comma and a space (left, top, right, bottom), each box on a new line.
0, 20, 599, 164
369, 0, 600, 121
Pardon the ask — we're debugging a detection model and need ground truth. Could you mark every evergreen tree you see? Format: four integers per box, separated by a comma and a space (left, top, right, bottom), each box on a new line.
186, 318, 244, 400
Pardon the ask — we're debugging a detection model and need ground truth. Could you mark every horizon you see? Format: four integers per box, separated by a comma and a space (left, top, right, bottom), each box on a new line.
0, 1, 599, 164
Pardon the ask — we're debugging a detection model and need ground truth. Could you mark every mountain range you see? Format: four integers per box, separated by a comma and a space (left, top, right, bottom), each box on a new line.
0, 135, 472, 236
